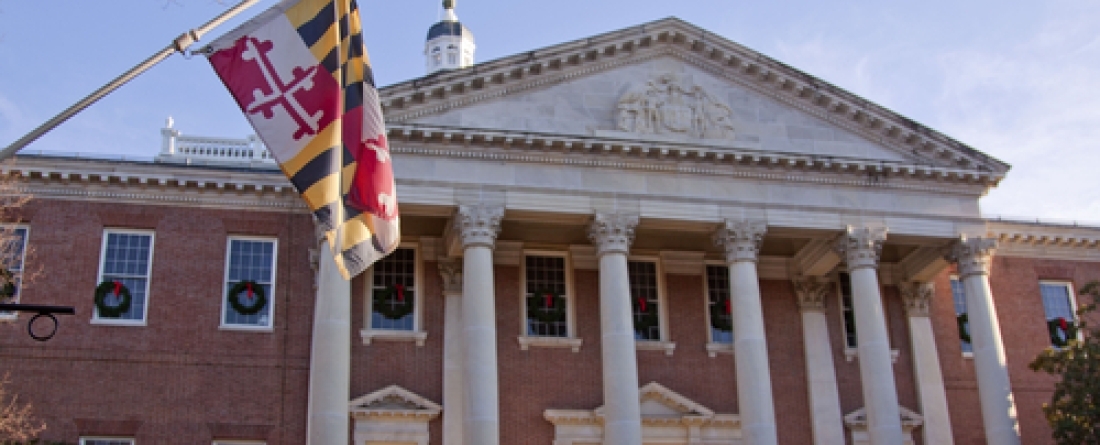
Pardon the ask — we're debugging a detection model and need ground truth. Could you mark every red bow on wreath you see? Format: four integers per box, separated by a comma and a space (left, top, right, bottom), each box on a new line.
245, 282, 254, 300
545, 293, 554, 309
113, 280, 123, 297
1058, 317, 1069, 331
637, 297, 647, 312
725, 299, 731, 315
394, 284, 406, 302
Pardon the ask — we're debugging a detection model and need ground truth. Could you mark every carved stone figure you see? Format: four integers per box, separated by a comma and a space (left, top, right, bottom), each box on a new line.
613, 73, 736, 140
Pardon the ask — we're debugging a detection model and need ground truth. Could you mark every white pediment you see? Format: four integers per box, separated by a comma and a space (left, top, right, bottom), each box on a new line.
348, 385, 442, 419
381, 18, 1008, 175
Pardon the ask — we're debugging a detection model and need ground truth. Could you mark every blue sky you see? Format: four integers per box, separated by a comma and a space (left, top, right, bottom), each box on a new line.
1, 1, 1099, 222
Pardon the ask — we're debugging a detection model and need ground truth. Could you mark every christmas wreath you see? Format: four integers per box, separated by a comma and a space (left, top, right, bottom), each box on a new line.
1047, 317, 1078, 348
632, 296, 660, 334
227, 280, 267, 315
0, 268, 16, 301
94, 280, 132, 318
526, 289, 567, 324
373, 284, 414, 320
957, 314, 971, 344
710, 298, 733, 332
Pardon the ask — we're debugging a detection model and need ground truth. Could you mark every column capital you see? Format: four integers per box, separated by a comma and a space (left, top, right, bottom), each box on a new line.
454, 204, 504, 249
713, 220, 766, 263
835, 226, 887, 271
438, 258, 463, 295
946, 236, 997, 278
900, 282, 934, 317
793, 276, 830, 312
587, 213, 639, 257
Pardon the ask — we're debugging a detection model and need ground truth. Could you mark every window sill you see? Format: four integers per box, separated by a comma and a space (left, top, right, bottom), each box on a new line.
844, 348, 900, 363
219, 324, 274, 333
706, 342, 733, 358
636, 340, 677, 356
361, 329, 427, 346
962, 351, 974, 359
0, 312, 16, 322
518, 336, 583, 352
90, 318, 146, 327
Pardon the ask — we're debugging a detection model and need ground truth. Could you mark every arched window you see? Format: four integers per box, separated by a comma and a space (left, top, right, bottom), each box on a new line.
447, 44, 458, 65
431, 47, 442, 67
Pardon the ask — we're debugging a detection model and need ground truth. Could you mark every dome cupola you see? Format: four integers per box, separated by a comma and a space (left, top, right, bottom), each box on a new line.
425, 0, 475, 74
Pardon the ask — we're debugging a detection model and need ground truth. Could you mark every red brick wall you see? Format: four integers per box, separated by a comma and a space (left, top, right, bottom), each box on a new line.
0, 199, 315, 444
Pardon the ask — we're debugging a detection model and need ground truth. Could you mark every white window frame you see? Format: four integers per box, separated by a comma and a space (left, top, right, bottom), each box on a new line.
220, 236, 278, 332
1039, 280, 1080, 344
835, 272, 898, 363
703, 261, 733, 357
631, 256, 675, 356
950, 276, 973, 358
0, 225, 29, 321
361, 243, 426, 346
518, 250, 581, 352
80, 438, 134, 445
92, 229, 155, 326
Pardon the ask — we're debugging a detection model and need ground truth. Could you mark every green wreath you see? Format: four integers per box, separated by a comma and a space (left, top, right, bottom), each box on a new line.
957, 314, 972, 344
1047, 317, 1078, 348
373, 284, 414, 320
228, 280, 268, 315
526, 289, 567, 324
632, 296, 660, 334
710, 298, 732, 332
0, 268, 16, 301
94, 280, 132, 318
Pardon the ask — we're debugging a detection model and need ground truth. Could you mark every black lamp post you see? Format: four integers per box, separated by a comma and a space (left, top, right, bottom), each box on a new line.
0, 303, 75, 341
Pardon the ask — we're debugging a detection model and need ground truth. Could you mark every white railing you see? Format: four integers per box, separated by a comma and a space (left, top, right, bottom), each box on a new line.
157, 117, 276, 166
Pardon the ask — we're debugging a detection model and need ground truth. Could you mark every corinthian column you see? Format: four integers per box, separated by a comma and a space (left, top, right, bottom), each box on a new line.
714, 220, 777, 445
899, 282, 954, 445
947, 238, 1019, 445
588, 213, 643, 445
439, 259, 464, 445
794, 277, 846, 445
454, 205, 504, 445
836, 226, 904, 445
306, 241, 351, 445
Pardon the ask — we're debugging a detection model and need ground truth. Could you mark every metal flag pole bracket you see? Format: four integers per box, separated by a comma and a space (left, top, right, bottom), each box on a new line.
0, 0, 260, 161
0, 303, 76, 341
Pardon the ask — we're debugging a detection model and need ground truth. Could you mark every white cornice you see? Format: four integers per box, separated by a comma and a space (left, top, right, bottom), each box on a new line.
379, 18, 1009, 176
987, 219, 1100, 260
387, 123, 1003, 190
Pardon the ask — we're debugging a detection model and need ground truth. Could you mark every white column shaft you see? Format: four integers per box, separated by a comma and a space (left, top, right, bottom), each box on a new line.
962, 274, 1020, 445
462, 245, 499, 445
306, 242, 351, 445
729, 260, 778, 445
800, 309, 846, 445
598, 251, 644, 445
443, 289, 465, 445
907, 315, 954, 445
849, 267, 904, 445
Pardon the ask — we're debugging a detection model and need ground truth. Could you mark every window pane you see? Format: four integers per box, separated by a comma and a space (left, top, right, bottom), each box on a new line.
839, 273, 856, 348
0, 227, 26, 309
370, 248, 415, 331
1041, 282, 1076, 346
224, 239, 276, 327
525, 255, 567, 337
951, 278, 972, 353
99, 232, 152, 321
706, 265, 732, 344
629, 261, 660, 341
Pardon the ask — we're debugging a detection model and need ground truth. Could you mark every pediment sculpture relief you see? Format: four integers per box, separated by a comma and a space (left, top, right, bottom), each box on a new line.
615, 73, 735, 140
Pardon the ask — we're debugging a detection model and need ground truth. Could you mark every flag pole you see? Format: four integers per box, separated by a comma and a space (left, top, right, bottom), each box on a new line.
0, 0, 261, 161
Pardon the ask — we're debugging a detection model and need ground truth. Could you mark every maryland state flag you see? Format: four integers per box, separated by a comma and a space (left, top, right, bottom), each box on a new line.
205, 0, 398, 279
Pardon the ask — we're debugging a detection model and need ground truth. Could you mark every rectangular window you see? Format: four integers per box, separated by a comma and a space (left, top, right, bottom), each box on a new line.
81, 438, 134, 445
369, 247, 416, 331
214, 441, 266, 445
1040, 281, 1078, 346
222, 237, 277, 329
951, 277, 972, 354
838, 272, 857, 348
705, 265, 732, 344
629, 260, 661, 341
95, 230, 154, 324
524, 255, 568, 337
0, 226, 28, 318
